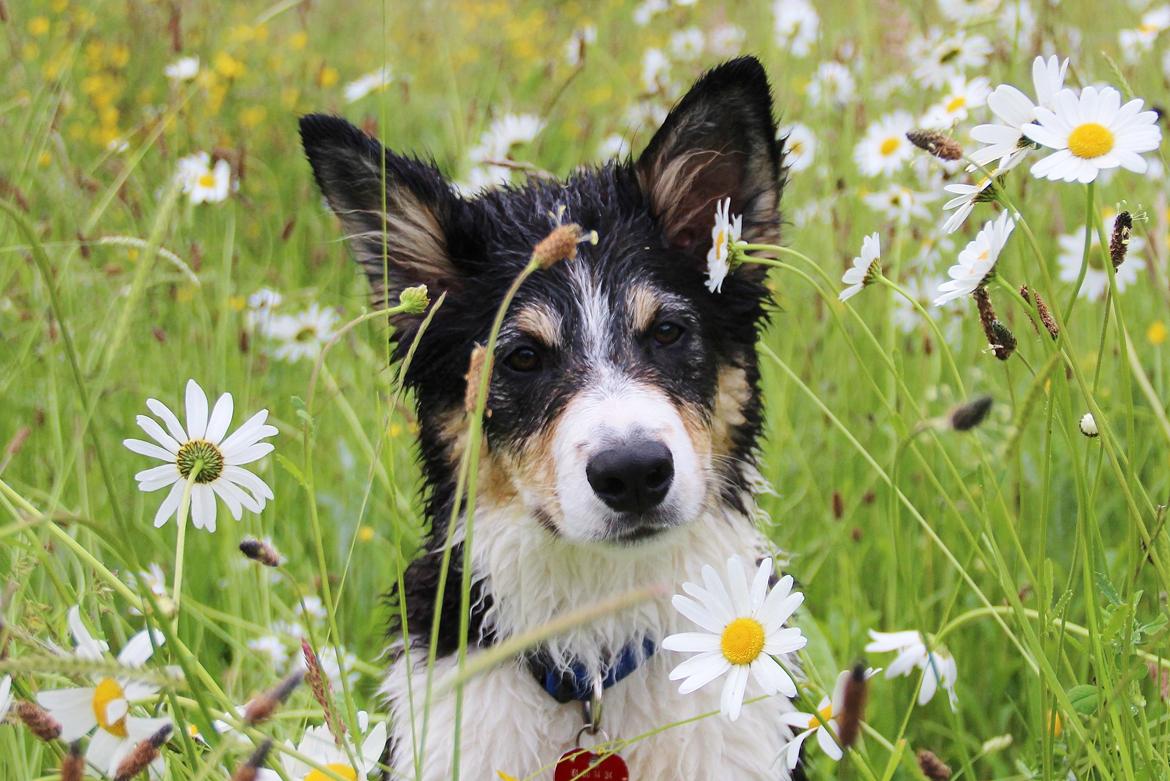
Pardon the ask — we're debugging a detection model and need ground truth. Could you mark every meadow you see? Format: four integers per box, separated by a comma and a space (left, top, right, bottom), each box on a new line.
2, 0, 1170, 778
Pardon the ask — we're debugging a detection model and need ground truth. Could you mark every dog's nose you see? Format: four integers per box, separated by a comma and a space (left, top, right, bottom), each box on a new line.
586, 440, 674, 514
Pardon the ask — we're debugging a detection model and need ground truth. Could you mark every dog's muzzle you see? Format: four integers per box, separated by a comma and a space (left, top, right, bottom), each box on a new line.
585, 438, 674, 515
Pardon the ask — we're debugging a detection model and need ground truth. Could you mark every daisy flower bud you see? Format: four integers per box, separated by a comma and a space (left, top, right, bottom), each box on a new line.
906, 129, 963, 161
917, 749, 952, 780
949, 395, 993, 432
239, 537, 282, 568
113, 723, 171, 781
532, 223, 597, 269
1079, 412, 1099, 438
15, 700, 62, 742
1109, 211, 1133, 269
398, 284, 430, 314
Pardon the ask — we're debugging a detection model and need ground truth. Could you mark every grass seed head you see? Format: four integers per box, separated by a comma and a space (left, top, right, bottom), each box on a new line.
231, 739, 274, 781
243, 669, 304, 725
1019, 285, 1059, 340
917, 749, 952, 780
949, 395, 993, 432
301, 639, 346, 742
239, 537, 282, 567
837, 663, 868, 748
532, 223, 597, 269
1109, 211, 1133, 269
15, 700, 61, 742
60, 741, 85, 781
113, 723, 171, 781
906, 129, 964, 161
398, 284, 430, 314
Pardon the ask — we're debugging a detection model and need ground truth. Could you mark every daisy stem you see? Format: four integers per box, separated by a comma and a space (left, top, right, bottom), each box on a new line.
874, 274, 966, 395
1062, 181, 1095, 323
172, 462, 202, 623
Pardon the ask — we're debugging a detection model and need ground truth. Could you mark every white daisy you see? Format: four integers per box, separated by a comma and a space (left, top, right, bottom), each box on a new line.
598, 134, 629, 159
781, 123, 817, 172
922, 76, 990, 130
773, 0, 820, 57
805, 61, 855, 107
276, 712, 387, 780
865, 629, 959, 709
909, 29, 992, 89
37, 607, 170, 776
707, 23, 746, 58
343, 66, 393, 103
176, 152, 231, 205
969, 56, 1068, 174
778, 668, 878, 769
934, 211, 1016, 306
633, 0, 668, 26
937, 0, 1001, 23
840, 232, 881, 302
662, 556, 806, 721
245, 287, 283, 331
669, 27, 705, 61
641, 48, 671, 93
1057, 215, 1147, 301
564, 25, 597, 67
0, 675, 11, 722
126, 563, 169, 616
469, 114, 544, 164
1023, 85, 1162, 183
854, 111, 915, 176
998, 0, 1037, 46
704, 198, 743, 294
863, 185, 935, 226
264, 303, 340, 363
123, 378, 276, 532
1119, 5, 1170, 62
164, 56, 199, 82
940, 176, 995, 234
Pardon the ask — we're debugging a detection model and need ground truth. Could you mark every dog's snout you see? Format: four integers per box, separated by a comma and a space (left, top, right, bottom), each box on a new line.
586, 440, 674, 514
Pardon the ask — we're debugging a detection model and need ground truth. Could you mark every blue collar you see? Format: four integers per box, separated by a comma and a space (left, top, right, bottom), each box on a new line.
527, 637, 657, 703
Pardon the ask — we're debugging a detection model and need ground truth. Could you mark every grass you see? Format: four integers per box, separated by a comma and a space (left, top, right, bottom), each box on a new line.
2, 0, 1170, 778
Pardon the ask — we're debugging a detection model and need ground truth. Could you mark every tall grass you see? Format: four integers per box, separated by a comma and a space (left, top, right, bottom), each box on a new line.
2, 0, 1169, 779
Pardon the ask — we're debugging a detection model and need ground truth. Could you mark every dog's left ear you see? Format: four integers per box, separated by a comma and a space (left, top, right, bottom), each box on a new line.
636, 56, 783, 261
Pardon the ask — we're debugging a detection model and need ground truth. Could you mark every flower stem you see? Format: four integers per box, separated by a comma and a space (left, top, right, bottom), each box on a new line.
172, 462, 202, 623
1062, 181, 1095, 322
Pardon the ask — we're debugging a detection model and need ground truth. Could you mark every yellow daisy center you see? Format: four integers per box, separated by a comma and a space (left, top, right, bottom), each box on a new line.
306, 764, 358, 781
720, 617, 765, 665
92, 677, 128, 737
1067, 122, 1114, 159
807, 703, 834, 730
945, 95, 966, 113
197, 172, 217, 188
879, 137, 900, 157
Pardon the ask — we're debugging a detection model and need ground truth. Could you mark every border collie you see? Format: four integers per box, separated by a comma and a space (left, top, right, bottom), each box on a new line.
300, 56, 801, 780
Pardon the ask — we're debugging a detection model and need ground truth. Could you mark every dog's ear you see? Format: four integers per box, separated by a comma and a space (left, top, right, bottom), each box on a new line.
300, 114, 463, 312
636, 57, 783, 262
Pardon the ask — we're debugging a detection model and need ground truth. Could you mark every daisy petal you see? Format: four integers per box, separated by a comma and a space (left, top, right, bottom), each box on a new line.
123, 438, 177, 463
135, 415, 181, 454
204, 392, 235, 445
153, 480, 186, 528
185, 379, 209, 440
661, 631, 720, 653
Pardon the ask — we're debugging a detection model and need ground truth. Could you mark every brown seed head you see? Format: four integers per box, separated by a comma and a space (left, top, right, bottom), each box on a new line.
949, 395, 993, 432
532, 224, 596, 269
464, 344, 489, 414
16, 700, 61, 741
989, 320, 1016, 361
231, 739, 274, 781
917, 749, 953, 780
906, 129, 963, 161
837, 664, 867, 748
239, 537, 282, 567
243, 669, 304, 725
114, 723, 172, 781
301, 639, 345, 742
1019, 285, 1059, 340
1109, 211, 1133, 269
61, 741, 85, 781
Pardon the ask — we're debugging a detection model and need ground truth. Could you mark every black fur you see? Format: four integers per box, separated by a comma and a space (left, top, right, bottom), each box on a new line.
300, 57, 785, 657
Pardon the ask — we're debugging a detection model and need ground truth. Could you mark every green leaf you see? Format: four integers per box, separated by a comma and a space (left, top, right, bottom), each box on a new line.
1068, 684, 1099, 715
275, 453, 308, 492
1095, 570, 1122, 607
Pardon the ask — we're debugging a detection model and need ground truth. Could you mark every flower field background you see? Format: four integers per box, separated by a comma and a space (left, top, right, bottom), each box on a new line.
2, 0, 1170, 779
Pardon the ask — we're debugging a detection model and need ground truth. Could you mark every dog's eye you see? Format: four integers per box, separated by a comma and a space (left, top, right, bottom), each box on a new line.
652, 321, 685, 347
503, 346, 542, 373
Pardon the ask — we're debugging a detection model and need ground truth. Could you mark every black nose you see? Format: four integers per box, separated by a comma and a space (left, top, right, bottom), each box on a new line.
586, 440, 674, 514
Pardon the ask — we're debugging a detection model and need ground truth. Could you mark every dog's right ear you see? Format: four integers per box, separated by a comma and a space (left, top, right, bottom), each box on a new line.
299, 114, 463, 312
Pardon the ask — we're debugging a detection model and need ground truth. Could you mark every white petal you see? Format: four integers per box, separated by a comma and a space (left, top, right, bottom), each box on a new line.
725, 555, 752, 616
218, 409, 271, 453
135, 416, 181, 454
37, 687, 97, 742
118, 629, 165, 667
87, 728, 126, 773
720, 664, 749, 721
749, 558, 772, 612
887, 645, 926, 677
918, 664, 939, 704
676, 655, 730, 694
700, 564, 736, 622
361, 721, 388, 767
67, 605, 107, 659
760, 591, 804, 632
204, 393, 234, 444
783, 730, 812, 769
147, 398, 189, 443
123, 438, 177, 462
222, 466, 274, 504
153, 480, 186, 528
184, 379, 209, 440
225, 443, 274, 466
748, 654, 785, 695
211, 479, 246, 520
103, 698, 129, 726
661, 631, 720, 653
191, 484, 216, 532
817, 722, 844, 760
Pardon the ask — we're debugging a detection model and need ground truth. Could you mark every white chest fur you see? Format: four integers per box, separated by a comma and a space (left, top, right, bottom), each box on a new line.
382, 504, 800, 780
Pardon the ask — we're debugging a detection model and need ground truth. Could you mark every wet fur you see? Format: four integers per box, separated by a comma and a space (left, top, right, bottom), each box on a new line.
301, 57, 802, 779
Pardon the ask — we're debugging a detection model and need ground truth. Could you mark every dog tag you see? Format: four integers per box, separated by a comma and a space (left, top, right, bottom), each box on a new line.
554, 748, 629, 781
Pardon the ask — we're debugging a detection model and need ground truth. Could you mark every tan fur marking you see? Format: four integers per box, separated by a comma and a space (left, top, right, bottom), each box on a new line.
626, 284, 661, 333
513, 305, 563, 348
711, 365, 750, 457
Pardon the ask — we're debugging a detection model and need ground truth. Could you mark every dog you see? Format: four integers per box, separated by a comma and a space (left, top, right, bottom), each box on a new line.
301, 56, 802, 780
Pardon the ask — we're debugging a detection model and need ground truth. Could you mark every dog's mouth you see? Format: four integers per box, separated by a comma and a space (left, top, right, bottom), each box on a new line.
600, 511, 678, 545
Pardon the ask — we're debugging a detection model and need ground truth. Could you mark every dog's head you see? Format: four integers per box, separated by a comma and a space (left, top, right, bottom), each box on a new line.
301, 57, 784, 547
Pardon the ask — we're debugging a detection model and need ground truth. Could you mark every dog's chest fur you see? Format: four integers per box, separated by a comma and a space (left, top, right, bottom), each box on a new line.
381, 503, 800, 779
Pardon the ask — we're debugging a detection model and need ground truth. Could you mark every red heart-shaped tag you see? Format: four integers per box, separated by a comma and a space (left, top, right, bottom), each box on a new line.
554, 748, 629, 781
